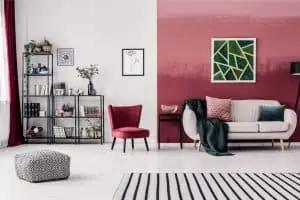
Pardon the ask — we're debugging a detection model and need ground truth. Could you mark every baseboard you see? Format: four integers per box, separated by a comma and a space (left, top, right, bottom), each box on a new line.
104, 137, 300, 147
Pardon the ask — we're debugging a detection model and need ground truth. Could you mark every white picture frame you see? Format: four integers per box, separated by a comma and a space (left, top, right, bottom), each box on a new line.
211, 38, 256, 83
57, 48, 74, 66
122, 48, 144, 76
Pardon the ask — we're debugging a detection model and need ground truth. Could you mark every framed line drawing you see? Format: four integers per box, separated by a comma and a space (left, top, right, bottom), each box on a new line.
57, 48, 74, 66
211, 38, 256, 83
122, 48, 144, 76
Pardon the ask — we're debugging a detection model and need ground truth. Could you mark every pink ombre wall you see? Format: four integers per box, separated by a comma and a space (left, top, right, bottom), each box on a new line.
158, 1, 300, 142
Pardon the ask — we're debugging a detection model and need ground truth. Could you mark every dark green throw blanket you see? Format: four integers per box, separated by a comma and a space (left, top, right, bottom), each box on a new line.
183, 99, 233, 156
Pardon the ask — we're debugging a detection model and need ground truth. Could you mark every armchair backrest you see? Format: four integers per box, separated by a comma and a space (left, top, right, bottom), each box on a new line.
108, 105, 142, 130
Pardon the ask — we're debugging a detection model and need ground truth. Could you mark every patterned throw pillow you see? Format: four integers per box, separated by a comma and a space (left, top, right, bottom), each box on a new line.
206, 96, 232, 121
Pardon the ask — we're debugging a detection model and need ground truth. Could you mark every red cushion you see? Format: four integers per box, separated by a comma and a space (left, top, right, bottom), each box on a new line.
112, 127, 149, 138
206, 96, 232, 121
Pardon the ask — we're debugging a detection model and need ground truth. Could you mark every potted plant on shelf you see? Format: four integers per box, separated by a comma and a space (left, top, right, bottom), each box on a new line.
24, 40, 36, 53
76, 64, 99, 95
24, 38, 53, 53
41, 38, 52, 52
62, 104, 74, 117
85, 119, 101, 138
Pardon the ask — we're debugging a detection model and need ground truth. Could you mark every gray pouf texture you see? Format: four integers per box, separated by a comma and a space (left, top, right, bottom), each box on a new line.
15, 150, 70, 183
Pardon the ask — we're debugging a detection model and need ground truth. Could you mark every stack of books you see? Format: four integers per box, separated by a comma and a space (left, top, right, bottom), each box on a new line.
34, 84, 50, 96
24, 103, 41, 117
80, 106, 100, 117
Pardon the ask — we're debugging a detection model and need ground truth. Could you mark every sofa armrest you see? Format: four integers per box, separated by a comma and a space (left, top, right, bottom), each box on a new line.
284, 108, 297, 139
182, 105, 199, 140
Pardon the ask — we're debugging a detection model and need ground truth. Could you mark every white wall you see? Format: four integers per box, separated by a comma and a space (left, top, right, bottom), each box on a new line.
0, 102, 9, 148
15, 0, 157, 142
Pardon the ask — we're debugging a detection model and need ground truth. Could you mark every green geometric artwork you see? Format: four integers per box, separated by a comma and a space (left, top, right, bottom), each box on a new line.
211, 38, 256, 83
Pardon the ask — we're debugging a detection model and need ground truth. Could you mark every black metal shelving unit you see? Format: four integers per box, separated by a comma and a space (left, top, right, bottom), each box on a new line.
22, 52, 105, 144
77, 95, 105, 144
22, 52, 53, 144
52, 95, 77, 144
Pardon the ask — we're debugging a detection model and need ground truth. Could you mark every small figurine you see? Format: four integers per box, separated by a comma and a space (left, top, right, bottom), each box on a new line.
39, 65, 49, 74
73, 89, 84, 95
26, 126, 43, 137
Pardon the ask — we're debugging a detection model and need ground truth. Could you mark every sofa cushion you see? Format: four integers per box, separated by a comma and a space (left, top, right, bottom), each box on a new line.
206, 96, 232, 121
258, 122, 289, 132
226, 122, 259, 133
231, 100, 280, 122
112, 127, 150, 138
258, 105, 285, 121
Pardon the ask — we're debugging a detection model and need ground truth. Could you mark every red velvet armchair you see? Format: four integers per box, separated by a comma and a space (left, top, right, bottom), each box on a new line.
108, 105, 149, 153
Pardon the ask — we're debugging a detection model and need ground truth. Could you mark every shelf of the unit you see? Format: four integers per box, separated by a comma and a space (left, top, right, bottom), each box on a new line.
78, 116, 102, 119
54, 116, 76, 118
25, 136, 51, 139
24, 95, 51, 97
53, 137, 77, 139
24, 73, 52, 76
53, 95, 77, 97
23, 52, 53, 56
77, 95, 104, 97
23, 116, 51, 118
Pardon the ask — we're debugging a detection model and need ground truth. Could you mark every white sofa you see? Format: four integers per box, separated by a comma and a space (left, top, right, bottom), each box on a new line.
182, 100, 297, 151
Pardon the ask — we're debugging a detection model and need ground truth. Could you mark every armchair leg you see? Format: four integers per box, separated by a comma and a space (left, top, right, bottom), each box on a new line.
144, 138, 149, 152
131, 138, 134, 149
111, 137, 116, 150
280, 139, 284, 151
272, 140, 274, 148
288, 141, 291, 149
123, 139, 126, 153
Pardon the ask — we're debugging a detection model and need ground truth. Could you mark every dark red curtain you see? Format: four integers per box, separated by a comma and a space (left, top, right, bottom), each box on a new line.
5, 0, 24, 146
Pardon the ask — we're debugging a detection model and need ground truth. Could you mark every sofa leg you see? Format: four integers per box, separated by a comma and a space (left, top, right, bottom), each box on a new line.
111, 137, 116, 150
271, 140, 274, 148
193, 140, 197, 149
288, 141, 291, 149
198, 142, 201, 151
280, 139, 284, 151
123, 139, 126, 153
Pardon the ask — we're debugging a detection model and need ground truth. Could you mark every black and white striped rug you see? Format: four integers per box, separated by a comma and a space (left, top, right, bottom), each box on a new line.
113, 173, 300, 200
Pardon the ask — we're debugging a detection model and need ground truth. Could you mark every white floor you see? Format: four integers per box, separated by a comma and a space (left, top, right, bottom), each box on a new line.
0, 142, 299, 200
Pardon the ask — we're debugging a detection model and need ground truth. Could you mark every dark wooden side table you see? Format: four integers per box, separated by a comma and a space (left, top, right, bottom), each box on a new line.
158, 113, 183, 149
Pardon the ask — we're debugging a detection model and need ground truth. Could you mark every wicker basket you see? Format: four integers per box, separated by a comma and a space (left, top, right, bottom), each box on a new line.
64, 127, 74, 138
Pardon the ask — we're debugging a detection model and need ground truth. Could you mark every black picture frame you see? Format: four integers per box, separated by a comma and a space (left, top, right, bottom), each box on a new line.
122, 48, 145, 76
57, 48, 74, 66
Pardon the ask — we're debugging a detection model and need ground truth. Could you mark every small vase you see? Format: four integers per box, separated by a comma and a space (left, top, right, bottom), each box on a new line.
88, 81, 94, 95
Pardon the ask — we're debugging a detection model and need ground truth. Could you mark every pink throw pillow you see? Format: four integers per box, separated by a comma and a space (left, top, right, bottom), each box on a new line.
206, 96, 232, 121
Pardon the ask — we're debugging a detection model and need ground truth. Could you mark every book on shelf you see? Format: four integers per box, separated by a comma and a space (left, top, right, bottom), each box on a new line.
53, 126, 66, 138
34, 85, 50, 96
85, 106, 100, 117
23, 103, 41, 117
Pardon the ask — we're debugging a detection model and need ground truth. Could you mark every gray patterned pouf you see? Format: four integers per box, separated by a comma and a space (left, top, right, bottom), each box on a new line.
15, 150, 70, 183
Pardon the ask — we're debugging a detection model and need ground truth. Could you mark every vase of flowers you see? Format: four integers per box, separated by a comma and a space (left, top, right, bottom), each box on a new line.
41, 38, 52, 52
88, 81, 94, 96
76, 64, 99, 95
